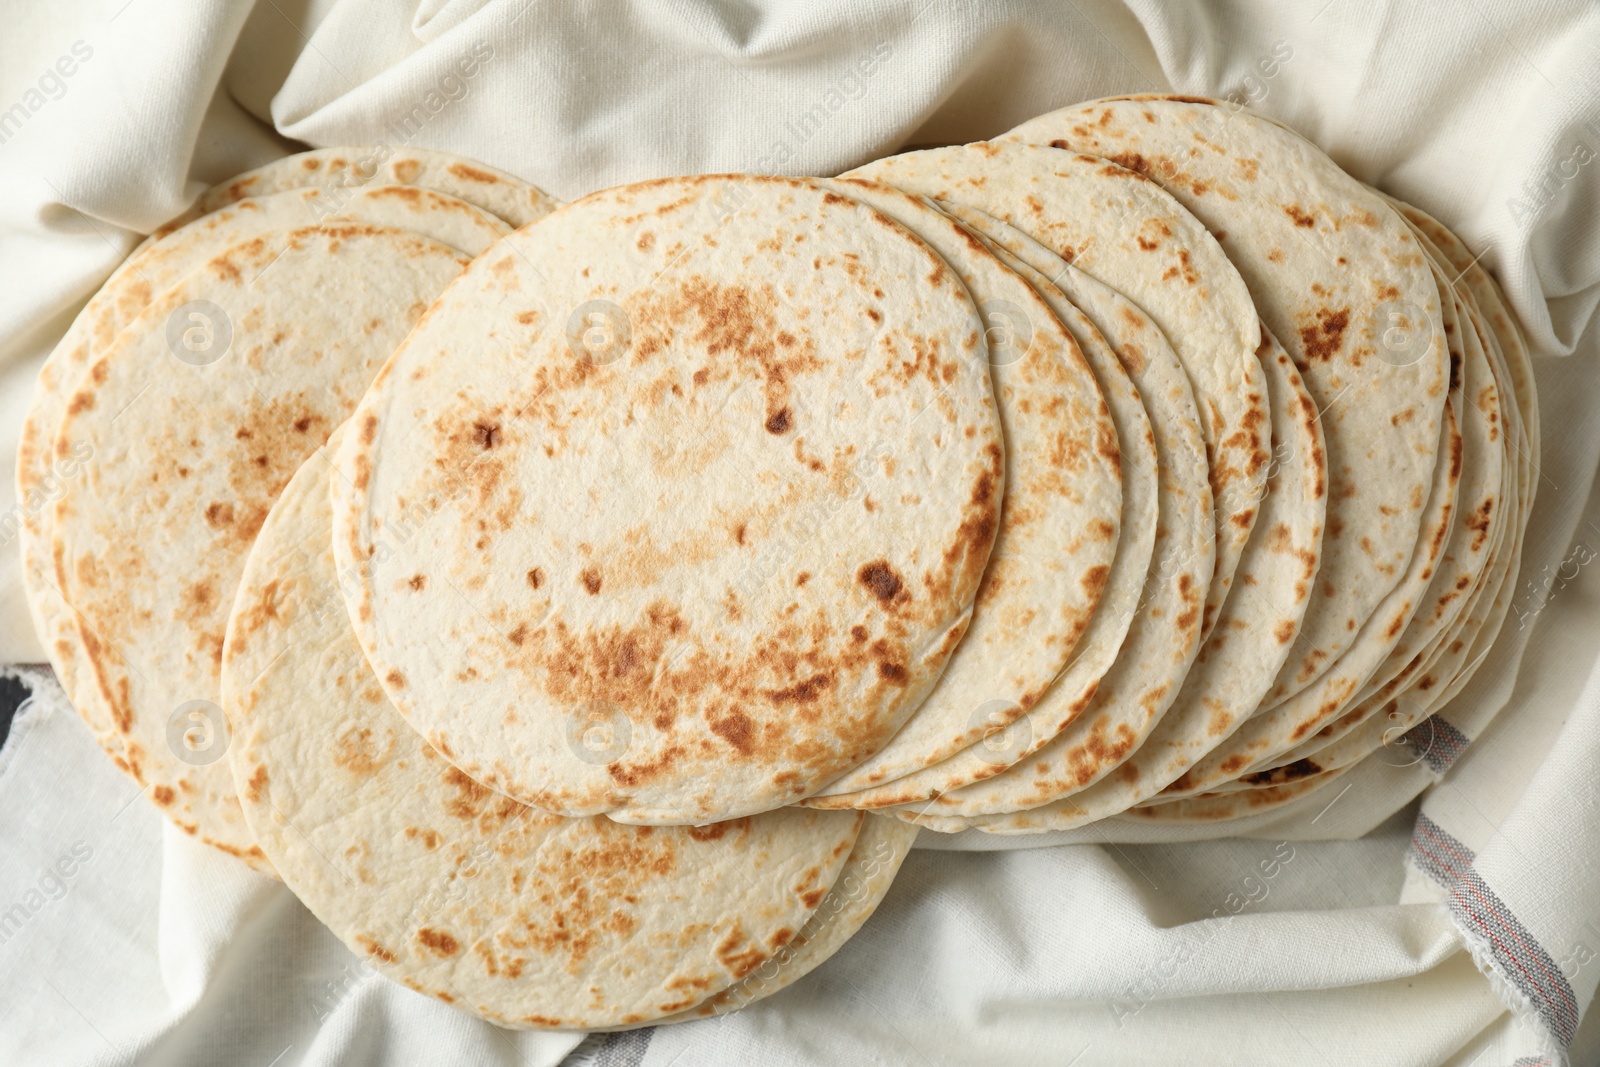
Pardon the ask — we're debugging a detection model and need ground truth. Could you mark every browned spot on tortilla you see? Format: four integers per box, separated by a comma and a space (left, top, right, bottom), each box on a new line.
205, 502, 234, 528
1299, 308, 1350, 362
357, 936, 398, 963
334, 725, 393, 776
408, 574, 427, 591
472, 421, 500, 450
710, 712, 755, 754
447, 162, 499, 184
767, 673, 832, 704
1082, 564, 1110, 600
716, 926, 768, 979
177, 578, 218, 627
440, 765, 491, 818
1467, 498, 1493, 550
151, 785, 175, 806
386, 669, 406, 689
1175, 573, 1199, 633
857, 561, 902, 604
527, 567, 544, 589
416, 928, 461, 957
402, 826, 443, 850
1100, 150, 1151, 176
765, 407, 791, 434
245, 765, 268, 802
581, 567, 603, 594
1385, 610, 1408, 640
1284, 205, 1316, 228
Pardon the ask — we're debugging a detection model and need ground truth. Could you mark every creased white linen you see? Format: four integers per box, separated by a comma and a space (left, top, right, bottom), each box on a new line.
2, 1, 1599, 1064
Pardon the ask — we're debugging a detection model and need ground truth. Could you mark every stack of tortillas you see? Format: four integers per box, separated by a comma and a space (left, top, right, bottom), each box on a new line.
15, 96, 1535, 1029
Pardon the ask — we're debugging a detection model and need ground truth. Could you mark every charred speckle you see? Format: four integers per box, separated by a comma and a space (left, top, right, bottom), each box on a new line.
857, 561, 902, 604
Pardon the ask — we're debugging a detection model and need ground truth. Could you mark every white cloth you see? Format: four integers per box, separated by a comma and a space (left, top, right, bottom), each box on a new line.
2, 2, 1599, 1064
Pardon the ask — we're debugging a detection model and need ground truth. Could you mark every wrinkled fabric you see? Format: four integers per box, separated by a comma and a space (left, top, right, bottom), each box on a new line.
2, 2, 1599, 1064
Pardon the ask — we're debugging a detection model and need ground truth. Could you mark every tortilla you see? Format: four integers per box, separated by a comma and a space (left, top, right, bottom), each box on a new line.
49, 226, 471, 869
641, 813, 918, 1026
1393, 205, 1538, 478
1118, 764, 1350, 823
332, 175, 1005, 825
900, 327, 1326, 832
17, 186, 507, 759
1008, 97, 1452, 708
1235, 280, 1509, 782
851, 144, 1266, 642
848, 209, 1219, 815
800, 179, 1123, 798
1162, 395, 1462, 796
223, 433, 865, 1029
807, 223, 1162, 809
1226, 205, 1532, 784
1386, 217, 1535, 733
199, 145, 560, 227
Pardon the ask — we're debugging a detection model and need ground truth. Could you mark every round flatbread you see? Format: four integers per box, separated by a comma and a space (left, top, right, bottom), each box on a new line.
1118, 764, 1350, 824
49, 225, 471, 868
802, 179, 1122, 798
199, 145, 560, 228
640, 813, 918, 1026
332, 175, 1005, 825
224, 434, 865, 1030
18, 186, 507, 761
1163, 394, 1462, 796
1237, 277, 1508, 782
807, 221, 1162, 810
1008, 96, 1452, 708
902, 327, 1326, 832
1227, 204, 1530, 785
850, 143, 1268, 641
858, 209, 1217, 816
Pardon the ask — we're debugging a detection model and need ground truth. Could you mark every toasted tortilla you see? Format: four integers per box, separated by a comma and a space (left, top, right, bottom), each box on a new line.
17, 186, 506, 762
48, 226, 471, 868
1216, 203, 1531, 786
1163, 394, 1462, 795
1233, 276, 1510, 784
1008, 97, 1452, 709
801, 179, 1123, 798
852, 209, 1219, 815
224, 433, 865, 1029
900, 327, 1326, 833
851, 144, 1267, 645
640, 813, 918, 1026
333, 175, 1005, 824
199, 145, 559, 227
809, 220, 1164, 810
